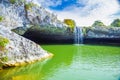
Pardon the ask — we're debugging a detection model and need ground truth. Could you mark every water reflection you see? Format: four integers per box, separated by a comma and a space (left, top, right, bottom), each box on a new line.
0, 59, 49, 80
0, 45, 120, 80
72, 45, 120, 80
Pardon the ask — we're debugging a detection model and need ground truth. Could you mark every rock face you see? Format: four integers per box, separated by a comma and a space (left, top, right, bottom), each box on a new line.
0, 25, 52, 68
82, 26, 120, 44
0, 0, 67, 30
25, 4, 66, 28
23, 26, 74, 44
23, 26, 120, 44
85, 26, 120, 38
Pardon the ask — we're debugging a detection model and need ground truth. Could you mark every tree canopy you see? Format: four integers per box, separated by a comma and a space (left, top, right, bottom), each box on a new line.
64, 19, 76, 32
92, 20, 105, 27
111, 19, 120, 27
64, 19, 76, 28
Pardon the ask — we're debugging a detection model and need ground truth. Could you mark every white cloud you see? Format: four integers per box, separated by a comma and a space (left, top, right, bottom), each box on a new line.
35, 0, 120, 26
36, 0, 62, 7
56, 0, 120, 26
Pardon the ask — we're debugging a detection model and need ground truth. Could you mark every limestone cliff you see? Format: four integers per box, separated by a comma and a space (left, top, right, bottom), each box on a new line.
0, 0, 67, 31
0, 0, 70, 68
85, 26, 120, 38
0, 25, 52, 68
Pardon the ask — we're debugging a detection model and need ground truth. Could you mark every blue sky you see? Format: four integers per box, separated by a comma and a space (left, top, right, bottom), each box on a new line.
35, 0, 120, 26
49, 0, 120, 11
49, 0, 84, 11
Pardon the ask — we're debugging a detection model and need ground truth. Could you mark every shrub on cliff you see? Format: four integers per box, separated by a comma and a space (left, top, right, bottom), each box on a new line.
92, 20, 105, 27
9, 0, 16, 4
111, 19, 120, 27
0, 35, 9, 50
24, 2, 37, 10
0, 16, 4, 22
1, 57, 8, 62
9, 0, 25, 4
64, 19, 76, 32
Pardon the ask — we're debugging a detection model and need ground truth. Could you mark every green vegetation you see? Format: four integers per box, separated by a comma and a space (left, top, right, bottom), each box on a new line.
82, 26, 94, 36
0, 62, 3, 69
1, 57, 8, 62
92, 20, 105, 27
82, 27, 88, 36
0, 35, 9, 48
28, 25, 68, 35
24, 2, 36, 10
9, 0, 16, 4
0, 16, 4, 22
64, 19, 76, 32
111, 19, 120, 27
9, 0, 25, 4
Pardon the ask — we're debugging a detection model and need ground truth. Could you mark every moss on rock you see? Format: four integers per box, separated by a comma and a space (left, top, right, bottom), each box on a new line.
9, 0, 16, 4
1, 57, 8, 62
0, 35, 9, 48
0, 16, 4, 22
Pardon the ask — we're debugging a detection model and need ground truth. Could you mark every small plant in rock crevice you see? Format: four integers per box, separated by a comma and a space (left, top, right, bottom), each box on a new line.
0, 16, 4, 22
0, 35, 9, 51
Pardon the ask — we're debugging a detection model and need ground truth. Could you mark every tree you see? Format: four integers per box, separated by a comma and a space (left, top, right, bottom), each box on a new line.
92, 20, 105, 27
111, 19, 120, 27
24, 2, 36, 10
64, 19, 76, 32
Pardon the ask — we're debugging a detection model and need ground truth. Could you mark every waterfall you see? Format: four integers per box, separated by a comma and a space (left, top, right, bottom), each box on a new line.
74, 27, 83, 45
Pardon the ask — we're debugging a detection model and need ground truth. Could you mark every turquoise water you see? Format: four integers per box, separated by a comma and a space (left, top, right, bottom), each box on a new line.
0, 45, 120, 80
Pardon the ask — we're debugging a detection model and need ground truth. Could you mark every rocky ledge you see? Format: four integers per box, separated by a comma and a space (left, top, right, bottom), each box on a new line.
22, 26, 120, 44
83, 26, 120, 44
23, 25, 74, 44
85, 26, 120, 38
0, 25, 53, 69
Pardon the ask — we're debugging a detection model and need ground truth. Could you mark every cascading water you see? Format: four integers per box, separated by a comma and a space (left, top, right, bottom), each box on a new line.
74, 27, 83, 45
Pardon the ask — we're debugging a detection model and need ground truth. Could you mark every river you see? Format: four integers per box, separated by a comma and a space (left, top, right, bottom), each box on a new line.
0, 45, 120, 80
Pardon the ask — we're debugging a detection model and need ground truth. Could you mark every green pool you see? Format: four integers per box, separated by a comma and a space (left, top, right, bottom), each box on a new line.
0, 45, 120, 80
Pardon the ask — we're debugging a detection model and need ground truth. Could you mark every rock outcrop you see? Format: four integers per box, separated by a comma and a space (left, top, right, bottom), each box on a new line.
0, 0, 67, 31
85, 26, 120, 38
23, 25, 74, 44
81, 26, 120, 44
0, 25, 52, 68
0, 0, 69, 68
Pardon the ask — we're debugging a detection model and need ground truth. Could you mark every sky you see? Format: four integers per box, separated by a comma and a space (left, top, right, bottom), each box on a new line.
35, 0, 120, 26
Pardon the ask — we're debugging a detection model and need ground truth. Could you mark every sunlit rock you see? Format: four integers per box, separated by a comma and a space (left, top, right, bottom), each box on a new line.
0, 25, 52, 68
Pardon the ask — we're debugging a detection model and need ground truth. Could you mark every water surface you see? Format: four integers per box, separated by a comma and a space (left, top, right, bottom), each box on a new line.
0, 45, 120, 80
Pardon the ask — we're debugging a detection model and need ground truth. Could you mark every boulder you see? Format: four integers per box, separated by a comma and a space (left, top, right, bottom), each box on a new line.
0, 25, 52, 68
